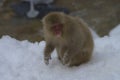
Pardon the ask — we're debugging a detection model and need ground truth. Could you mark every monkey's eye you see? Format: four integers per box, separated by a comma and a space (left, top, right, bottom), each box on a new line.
52, 23, 63, 30
51, 23, 63, 36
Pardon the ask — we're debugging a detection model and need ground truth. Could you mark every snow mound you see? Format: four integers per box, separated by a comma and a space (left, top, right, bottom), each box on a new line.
0, 24, 120, 80
109, 24, 120, 37
89, 28, 99, 39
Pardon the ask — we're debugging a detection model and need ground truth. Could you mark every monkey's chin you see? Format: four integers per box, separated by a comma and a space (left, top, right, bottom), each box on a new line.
56, 34, 61, 37
55, 31, 62, 38
57, 35, 61, 38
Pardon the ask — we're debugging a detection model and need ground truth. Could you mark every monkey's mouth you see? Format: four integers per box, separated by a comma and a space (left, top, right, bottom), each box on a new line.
52, 23, 63, 37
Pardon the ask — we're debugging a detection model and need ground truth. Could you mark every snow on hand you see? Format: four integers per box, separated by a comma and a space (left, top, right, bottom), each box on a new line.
0, 24, 120, 80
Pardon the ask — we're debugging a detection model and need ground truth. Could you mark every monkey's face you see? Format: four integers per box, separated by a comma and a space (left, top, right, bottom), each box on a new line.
45, 21, 64, 38
51, 22, 63, 37
43, 12, 65, 38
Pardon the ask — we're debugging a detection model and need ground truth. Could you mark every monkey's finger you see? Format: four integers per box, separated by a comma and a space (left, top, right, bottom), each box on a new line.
62, 53, 69, 64
44, 60, 49, 65
62, 58, 69, 65
62, 57, 69, 65
44, 57, 50, 65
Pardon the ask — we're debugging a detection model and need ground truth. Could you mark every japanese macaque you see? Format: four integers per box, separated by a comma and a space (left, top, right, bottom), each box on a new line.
42, 12, 94, 67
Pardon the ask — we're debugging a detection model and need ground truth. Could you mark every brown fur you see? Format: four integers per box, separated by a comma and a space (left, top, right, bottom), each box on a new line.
42, 12, 94, 67
2, 0, 20, 7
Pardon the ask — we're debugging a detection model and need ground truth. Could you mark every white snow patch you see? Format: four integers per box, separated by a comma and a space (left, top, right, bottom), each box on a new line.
0, 24, 120, 80
89, 27, 99, 39
109, 24, 120, 37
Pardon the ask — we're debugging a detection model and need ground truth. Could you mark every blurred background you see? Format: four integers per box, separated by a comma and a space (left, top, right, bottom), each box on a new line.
0, 0, 120, 42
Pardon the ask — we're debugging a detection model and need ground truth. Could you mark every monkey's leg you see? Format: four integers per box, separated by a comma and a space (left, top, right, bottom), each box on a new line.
62, 47, 79, 66
62, 48, 74, 65
68, 50, 92, 66
58, 46, 67, 63
44, 43, 54, 65
56, 48, 61, 60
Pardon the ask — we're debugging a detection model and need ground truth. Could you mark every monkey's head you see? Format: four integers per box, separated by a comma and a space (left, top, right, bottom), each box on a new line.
42, 12, 67, 38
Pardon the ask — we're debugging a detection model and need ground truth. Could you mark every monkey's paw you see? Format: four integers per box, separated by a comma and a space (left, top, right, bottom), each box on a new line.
44, 56, 51, 65
62, 53, 70, 65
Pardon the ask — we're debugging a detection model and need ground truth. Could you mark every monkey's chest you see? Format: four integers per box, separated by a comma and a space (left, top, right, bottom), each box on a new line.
53, 38, 67, 46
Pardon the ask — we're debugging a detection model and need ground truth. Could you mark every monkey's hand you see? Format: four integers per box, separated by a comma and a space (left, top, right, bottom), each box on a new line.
44, 43, 54, 65
44, 56, 51, 65
62, 53, 70, 65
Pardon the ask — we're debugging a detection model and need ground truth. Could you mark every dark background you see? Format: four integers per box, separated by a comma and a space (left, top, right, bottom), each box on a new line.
0, 0, 120, 42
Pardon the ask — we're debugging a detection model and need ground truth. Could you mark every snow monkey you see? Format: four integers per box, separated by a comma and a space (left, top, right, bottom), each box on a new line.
42, 12, 94, 67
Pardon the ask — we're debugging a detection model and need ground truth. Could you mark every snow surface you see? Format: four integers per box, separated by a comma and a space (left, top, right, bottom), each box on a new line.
0, 24, 120, 80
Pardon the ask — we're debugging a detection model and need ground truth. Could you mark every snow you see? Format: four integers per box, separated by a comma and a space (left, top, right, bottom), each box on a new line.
0, 24, 120, 80
89, 28, 99, 39
109, 24, 120, 37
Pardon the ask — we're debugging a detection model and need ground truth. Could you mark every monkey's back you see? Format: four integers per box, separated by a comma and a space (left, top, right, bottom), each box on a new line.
63, 16, 94, 66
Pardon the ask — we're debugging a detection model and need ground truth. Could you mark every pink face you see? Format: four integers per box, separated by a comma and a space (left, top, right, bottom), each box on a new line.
52, 23, 63, 37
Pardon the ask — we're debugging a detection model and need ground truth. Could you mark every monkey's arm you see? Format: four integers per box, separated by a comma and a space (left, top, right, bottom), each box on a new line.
44, 43, 54, 65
